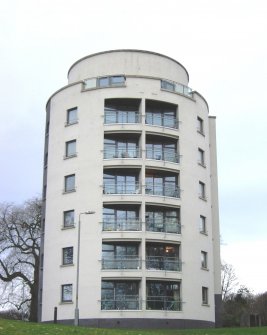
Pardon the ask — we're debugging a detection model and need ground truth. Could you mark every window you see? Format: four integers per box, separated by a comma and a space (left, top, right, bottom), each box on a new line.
101, 280, 140, 310
198, 148, 205, 166
104, 98, 140, 124
104, 138, 139, 159
145, 172, 179, 198
146, 281, 181, 311
146, 100, 178, 129
200, 215, 207, 234
103, 172, 139, 194
64, 174, 75, 192
66, 108, 78, 125
65, 140, 76, 158
202, 287, 208, 305
201, 251, 208, 269
63, 210, 74, 227
98, 75, 125, 88
161, 80, 175, 91
62, 247, 73, 265
145, 207, 180, 234
199, 181, 206, 200
61, 284, 72, 302
197, 117, 204, 134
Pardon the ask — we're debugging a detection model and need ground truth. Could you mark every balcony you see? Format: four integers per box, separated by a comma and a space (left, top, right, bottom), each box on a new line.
146, 256, 181, 271
146, 219, 181, 234
161, 79, 193, 98
101, 295, 140, 310
104, 109, 141, 124
145, 184, 180, 198
102, 219, 142, 231
103, 182, 141, 195
146, 149, 179, 163
104, 147, 141, 159
102, 256, 141, 270
146, 296, 182, 311
145, 115, 178, 129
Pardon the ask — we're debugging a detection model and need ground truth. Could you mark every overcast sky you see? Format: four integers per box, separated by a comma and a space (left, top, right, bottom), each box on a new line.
1, 0, 266, 293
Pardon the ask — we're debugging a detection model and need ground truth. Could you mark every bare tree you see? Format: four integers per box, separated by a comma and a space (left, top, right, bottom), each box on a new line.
0, 198, 41, 322
221, 262, 238, 301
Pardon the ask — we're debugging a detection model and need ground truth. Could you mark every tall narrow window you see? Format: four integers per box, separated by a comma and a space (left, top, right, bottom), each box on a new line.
201, 251, 208, 269
62, 247, 73, 265
63, 210, 75, 228
61, 284, 72, 302
199, 181, 206, 200
200, 215, 207, 234
64, 174, 75, 192
202, 287, 209, 305
65, 140, 76, 158
197, 117, 204, 134
67, 107, 78, 125
198, 148, 205, 166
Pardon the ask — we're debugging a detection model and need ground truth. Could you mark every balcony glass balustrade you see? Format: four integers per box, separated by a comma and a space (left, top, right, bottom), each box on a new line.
146, 219, 181, 234
146, 256, 181, 271
145, 114, 178, 129
103, 181, 141, 195
104, 108, 141, 124
146, 148, 179, 163
101, 295, 140, 310
102, 218, 142, 231
146, 296, 182, 311
145, 183, 180, 198
102, 256, 142, 270
104, 147, 141, 159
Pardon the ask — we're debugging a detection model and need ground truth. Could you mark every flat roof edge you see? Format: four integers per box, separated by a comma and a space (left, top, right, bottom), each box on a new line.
67, 49, 190, 82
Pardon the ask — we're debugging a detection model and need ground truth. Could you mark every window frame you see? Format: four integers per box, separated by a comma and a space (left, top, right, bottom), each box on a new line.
64, 174, 76, 193
199, 181, 206, 200
63, 210, 75, 228
202, 286, 209, 305
201, 251, 208, 269
197, 116, 204, 135
199, 215, 207, 234
66, 107, 78, 125
198, 148, 205, 166
65, 140, 77, 158
62, 247, 74, 265
61, 284, 73, 303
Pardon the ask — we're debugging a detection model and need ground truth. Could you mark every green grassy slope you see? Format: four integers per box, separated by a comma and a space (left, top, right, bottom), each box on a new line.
0, 319, 266, 335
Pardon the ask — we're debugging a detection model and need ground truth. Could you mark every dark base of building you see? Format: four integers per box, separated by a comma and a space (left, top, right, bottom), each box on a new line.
46, 318, 215, 329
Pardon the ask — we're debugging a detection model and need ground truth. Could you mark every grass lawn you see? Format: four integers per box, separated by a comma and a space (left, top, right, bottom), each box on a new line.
0, 319, 266, 335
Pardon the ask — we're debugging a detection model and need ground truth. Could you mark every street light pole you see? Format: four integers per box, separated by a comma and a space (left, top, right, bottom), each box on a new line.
74, 211, 95, 326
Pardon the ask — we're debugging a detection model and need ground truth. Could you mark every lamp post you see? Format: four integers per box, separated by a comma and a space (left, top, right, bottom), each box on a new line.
74, 211, 95, 326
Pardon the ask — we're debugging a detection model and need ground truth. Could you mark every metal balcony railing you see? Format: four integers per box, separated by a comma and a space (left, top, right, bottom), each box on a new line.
145, 184, 180, 198
146, 296, 182, 311
104, 110, 141, 124
104, 147, 141, 159
102, 256, 142, 270
103, 182, 141, 195
146, 219, 181, 234
146, 256, 181, 271
102, 219, 142, 231
145, 115, 178, 129
146, 149, 180, 163
101, 295, 141, 310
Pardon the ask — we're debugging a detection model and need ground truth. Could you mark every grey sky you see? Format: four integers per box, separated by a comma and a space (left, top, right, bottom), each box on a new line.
1, 0, 266, 293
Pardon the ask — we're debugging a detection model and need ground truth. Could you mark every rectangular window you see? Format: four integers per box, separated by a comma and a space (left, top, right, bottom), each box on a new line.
67, 108, 78, 125
64, 174, 75, 192
200, 215, 207, 234
65, 140, 76, 158
62, 247, 73, 265
202, 287, 208, 305
199, 181, 206, 199
61, 284, 72, 302
198, 148, 205, 166
197, 117, 204, 134
63, 210, 74, 227
201, 251, 208, 269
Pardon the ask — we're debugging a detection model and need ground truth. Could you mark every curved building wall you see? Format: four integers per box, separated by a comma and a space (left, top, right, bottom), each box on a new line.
40, 50, 221, 328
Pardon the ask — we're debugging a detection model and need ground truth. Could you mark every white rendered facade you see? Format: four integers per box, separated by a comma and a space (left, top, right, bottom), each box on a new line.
39, 50, 221, 328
